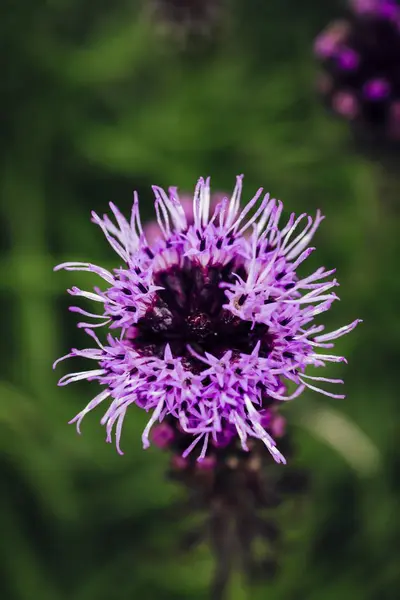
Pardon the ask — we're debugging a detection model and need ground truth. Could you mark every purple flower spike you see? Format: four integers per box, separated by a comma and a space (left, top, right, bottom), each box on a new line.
314, 20, 350, 58
54, 177, 360, 464
351, 0, 399, 19
270, 414, 287, 439
337, 48, 360, 70
171, 455, 188, 470
315, 1, 400, 144
380, 1, 399, 20
350, 0, 379, 15
151, 422, 175, 448
332, 90, 359, 118
363, 78, 391, 100
196, 455, 217, 470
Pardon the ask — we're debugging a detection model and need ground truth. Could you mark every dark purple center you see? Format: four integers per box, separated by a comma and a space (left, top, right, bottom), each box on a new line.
129, 260, 273, 367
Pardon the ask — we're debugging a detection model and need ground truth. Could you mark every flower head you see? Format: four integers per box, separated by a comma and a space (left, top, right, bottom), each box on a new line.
314, 0, 400, 143
54, 176, 360, 464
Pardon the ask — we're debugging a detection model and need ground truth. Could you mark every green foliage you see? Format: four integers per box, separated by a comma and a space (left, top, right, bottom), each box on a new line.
0, 1, 398, 599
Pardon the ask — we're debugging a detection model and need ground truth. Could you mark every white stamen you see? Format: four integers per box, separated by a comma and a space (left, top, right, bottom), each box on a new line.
58, 369, 105, 386
315, 319, 362, 342
299, 377, 345, 399
142, 397, 165, 449
68, 389, 110, 433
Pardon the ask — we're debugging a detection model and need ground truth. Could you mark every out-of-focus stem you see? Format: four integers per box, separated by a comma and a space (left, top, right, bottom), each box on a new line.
209, 506, 236, 600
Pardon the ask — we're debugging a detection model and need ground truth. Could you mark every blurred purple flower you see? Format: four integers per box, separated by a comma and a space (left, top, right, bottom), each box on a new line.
54, 176, 360, 463
315, 0, 400, 143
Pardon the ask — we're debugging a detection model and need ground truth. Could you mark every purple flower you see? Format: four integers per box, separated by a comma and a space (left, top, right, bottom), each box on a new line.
351, 0, 399, 18
151, 422, 175, 448
144, 190, 223, 246
314, 20, 351, 59
54, 176, 360, 464
315, 0, 400, 143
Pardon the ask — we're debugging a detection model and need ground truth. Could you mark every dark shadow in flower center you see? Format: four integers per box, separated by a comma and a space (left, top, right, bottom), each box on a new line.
129, 261, 273, 370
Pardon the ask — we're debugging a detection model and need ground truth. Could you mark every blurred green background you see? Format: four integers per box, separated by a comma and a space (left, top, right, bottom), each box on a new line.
0, 0, 398, 599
